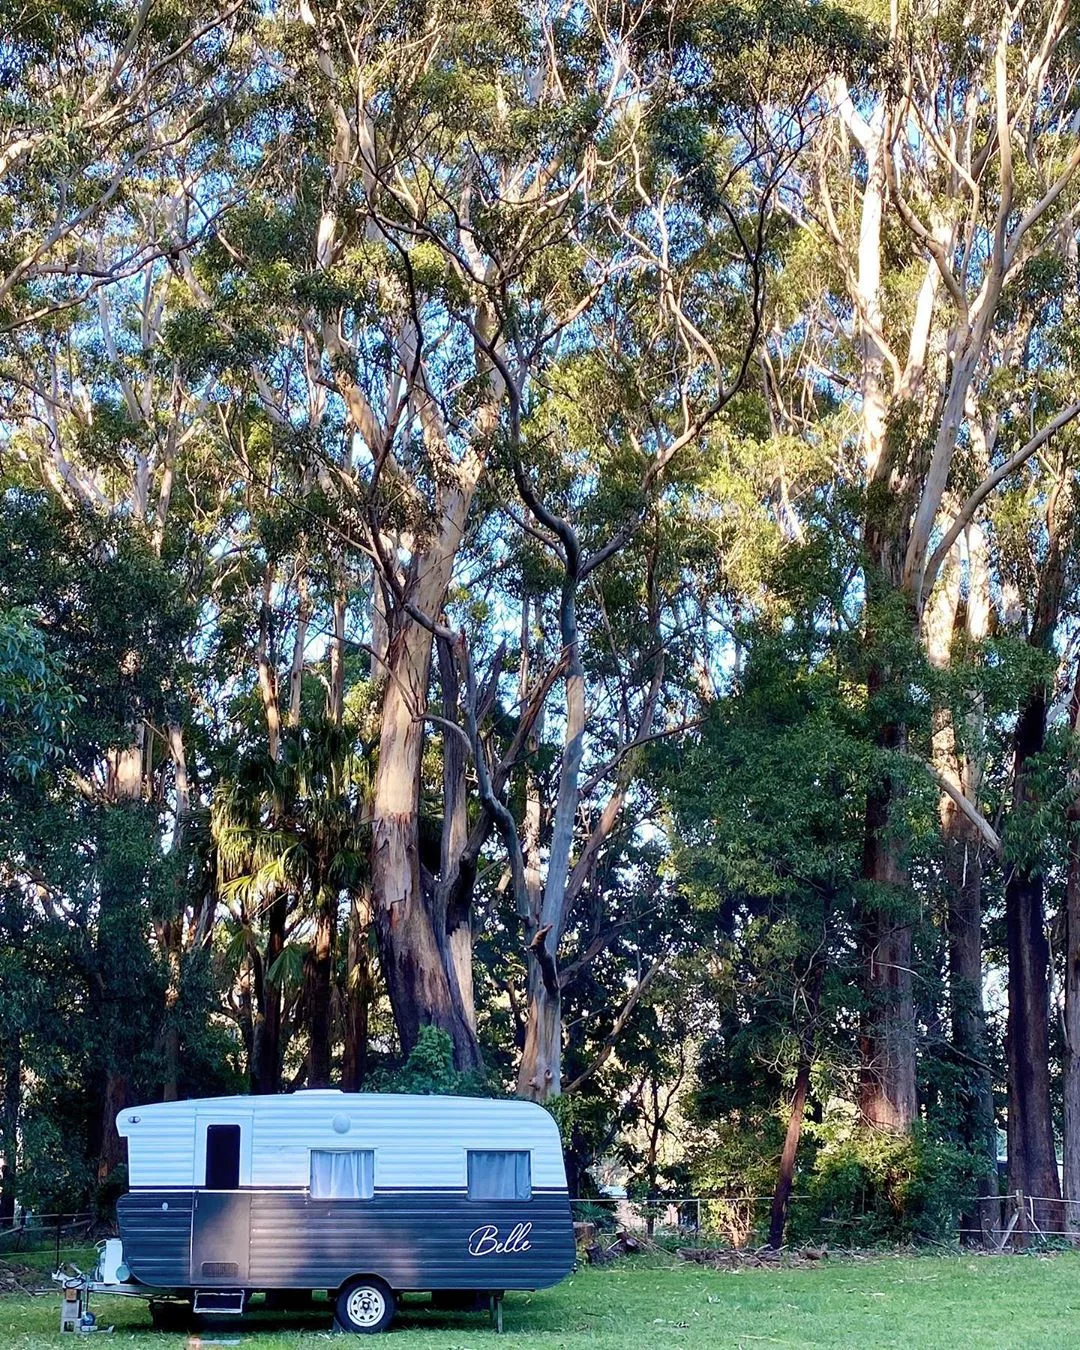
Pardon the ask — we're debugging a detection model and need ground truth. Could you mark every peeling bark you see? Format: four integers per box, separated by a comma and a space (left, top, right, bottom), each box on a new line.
370, 476, 482, 1071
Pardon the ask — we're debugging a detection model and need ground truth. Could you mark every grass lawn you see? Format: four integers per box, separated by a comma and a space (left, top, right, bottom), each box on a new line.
4, 1252, 1080, 1349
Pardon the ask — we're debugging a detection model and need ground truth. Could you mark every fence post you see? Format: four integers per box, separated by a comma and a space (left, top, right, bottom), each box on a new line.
977, 1193, 996, 1249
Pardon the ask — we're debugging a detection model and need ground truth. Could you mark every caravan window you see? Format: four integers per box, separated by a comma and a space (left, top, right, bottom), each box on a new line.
310, 1150, 374, 1199
204, 1124, 241, 1189
467, 1150, 531, 1201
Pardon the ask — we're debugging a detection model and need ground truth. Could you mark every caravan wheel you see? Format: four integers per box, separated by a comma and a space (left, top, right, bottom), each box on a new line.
335, 1277, 396, 1334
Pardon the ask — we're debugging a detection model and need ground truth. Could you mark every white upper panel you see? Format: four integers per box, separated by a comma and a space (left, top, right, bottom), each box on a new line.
116, 1092, 567, 1191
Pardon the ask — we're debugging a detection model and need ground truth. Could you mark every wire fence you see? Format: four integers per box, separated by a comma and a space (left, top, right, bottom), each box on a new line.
571, 1195, 781, 1251
572, 1191, 1080, 1252
0, 1212, 98, 1266
960, 1192, 1080, 1247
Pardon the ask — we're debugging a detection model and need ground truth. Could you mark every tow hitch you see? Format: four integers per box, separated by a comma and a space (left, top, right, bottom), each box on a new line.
53, 1268, 113, 1334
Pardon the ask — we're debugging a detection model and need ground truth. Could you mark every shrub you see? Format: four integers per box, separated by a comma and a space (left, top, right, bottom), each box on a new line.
786, 1103, 983, 1246
367, 1025, 491, 1097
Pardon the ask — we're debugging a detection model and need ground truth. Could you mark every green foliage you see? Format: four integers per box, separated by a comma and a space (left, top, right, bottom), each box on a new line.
0, 607, 77, 787
786, 1108, 984, 1247
367, 1026, 492, 1098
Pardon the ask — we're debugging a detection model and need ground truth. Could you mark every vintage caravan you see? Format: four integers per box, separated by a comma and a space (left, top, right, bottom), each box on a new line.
75, 1092, 575, 1333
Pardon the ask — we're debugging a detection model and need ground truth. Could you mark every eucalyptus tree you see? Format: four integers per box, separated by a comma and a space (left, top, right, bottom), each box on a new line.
0, 0, 253, 335
0, 0, 259, 1173
0, 607, 78, 1221
413, 0, 880, 1100
205, 0, 757, 1072
769, 0, 1080, 1147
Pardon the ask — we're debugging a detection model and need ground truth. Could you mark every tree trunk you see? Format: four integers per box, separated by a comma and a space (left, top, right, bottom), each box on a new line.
945, 818, 998, 1199
342, 894, 371, 1092
515, 820, 560, 1101
257, 570, 281, 762
769, 960, 824, 1248
161, 947, 182, 1103
372, 640, 479, 1068
288, 566, 310, 727
436, 634, 475, 1032
843, 99, 921, 1136
517, 968, 561, 1103
97, 1067, 130, 1187
253, 891, 287, 1094
328, 588, 346, 726
370, 536, 481, 1070
925, 550, 996, 1203
161, 721, 190, 1102
1064, 823, 1080, 1226
1064, 660, 1080, 1225
1006, 690, 1063, 1236
97, 743, 146, 1185
516, 585, 586, 1103
305, 889, 335, 1088
769, 1056, 812, 1250
0, 1030, 20, 1227
857, 371, 919, 1132
858, 681, 917, 1131
950, 810, 999, 1225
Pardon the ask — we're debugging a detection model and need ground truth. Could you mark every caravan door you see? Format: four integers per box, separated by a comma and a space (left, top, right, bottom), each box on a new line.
191, 1109, 253, 1285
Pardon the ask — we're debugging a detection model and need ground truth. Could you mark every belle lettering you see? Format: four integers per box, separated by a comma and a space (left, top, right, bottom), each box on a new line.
468, 1222, 533, 1257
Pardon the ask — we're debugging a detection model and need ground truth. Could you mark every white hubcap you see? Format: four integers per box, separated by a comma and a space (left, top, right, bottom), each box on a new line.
346, 1285, 386, 1328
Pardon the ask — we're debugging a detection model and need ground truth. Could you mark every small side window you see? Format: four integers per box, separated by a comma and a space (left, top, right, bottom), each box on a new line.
205, 1124, 241, 1190
467, 1150, 531, 1201
310, 1149, 374, 1199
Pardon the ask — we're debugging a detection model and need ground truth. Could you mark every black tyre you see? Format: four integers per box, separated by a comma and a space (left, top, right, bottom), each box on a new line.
335, 1277, 396, 1334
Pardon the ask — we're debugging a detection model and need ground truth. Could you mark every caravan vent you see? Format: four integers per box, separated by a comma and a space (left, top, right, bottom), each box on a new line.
201, 1262, 239, 1278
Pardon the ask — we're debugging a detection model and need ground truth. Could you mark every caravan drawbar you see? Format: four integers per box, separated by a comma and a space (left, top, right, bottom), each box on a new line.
84, 1092, 574, 1333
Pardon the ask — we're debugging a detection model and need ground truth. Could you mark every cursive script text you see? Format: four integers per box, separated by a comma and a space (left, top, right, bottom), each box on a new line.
468, 1222, 533, 1257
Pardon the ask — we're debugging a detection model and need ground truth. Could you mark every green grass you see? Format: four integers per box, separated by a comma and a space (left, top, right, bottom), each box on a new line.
4, 1253, 1080, 1348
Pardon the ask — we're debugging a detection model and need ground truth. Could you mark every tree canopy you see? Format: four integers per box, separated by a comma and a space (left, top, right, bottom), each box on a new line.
3, 0, 1080, 1246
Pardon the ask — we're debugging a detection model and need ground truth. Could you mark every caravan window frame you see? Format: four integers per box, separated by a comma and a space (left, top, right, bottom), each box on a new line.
466, 1149, 532, 1202
309, 1148, 376, 1200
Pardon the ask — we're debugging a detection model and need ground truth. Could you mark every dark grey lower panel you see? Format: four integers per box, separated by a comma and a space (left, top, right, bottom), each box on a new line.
118, 1189, 574, 1293
116, 1192, 193, 1288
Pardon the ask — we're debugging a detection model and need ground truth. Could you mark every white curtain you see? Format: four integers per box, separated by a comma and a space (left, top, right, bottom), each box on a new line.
468, 1150, 531, 1200
310, 1149, 374, 1199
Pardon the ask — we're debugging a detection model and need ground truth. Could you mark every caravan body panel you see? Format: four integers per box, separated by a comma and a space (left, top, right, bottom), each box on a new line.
115, 1092, 574, 1295
117, 1188, 573, 1291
